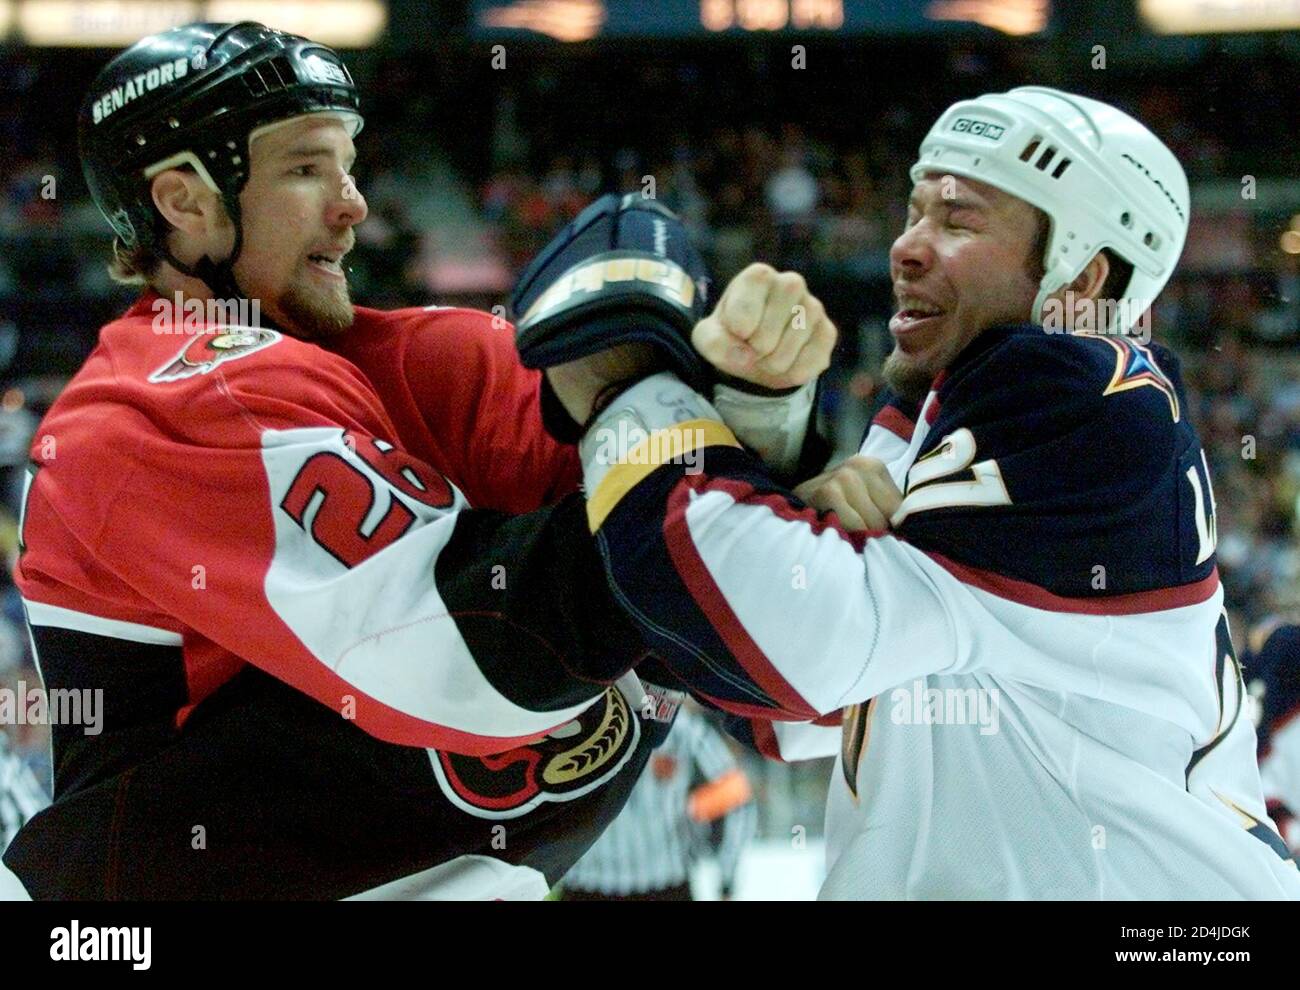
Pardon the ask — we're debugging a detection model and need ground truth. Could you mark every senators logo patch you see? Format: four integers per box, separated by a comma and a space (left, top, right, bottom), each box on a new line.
148, 328, 282, 383
429, 687, 639, 819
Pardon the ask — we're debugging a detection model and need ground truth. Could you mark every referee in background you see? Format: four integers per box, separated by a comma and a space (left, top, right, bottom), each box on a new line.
1, 630, 48, 867
559, 707, 756, 901
0, 731, 45, 899
1, 731, 45, 857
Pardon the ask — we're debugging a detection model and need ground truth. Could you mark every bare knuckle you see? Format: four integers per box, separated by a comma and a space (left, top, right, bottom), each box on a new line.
776, 271, 806, 294
847, 454, 886, 474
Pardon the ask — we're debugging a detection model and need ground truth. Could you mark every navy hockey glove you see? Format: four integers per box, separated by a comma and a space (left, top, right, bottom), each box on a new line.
511, 193, 714, 404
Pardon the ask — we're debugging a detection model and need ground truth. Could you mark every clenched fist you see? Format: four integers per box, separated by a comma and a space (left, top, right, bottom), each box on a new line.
794, 456, 902, 533
693, 263, 837, 391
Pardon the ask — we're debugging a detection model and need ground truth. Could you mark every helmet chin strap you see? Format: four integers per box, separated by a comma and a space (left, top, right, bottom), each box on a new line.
157, 192, 250, 308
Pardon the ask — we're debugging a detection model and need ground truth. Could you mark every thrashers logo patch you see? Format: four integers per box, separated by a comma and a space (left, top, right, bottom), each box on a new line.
429, 687, 639, 820
148, 328, 282, 383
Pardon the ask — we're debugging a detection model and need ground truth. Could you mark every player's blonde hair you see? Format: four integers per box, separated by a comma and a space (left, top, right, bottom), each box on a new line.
107, 236, 162, 287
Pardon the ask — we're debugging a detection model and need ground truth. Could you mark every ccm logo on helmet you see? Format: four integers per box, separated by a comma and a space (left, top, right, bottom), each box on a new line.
91, 57, 190, 125
951, 117, 1006, 141
303, 53, 348, 86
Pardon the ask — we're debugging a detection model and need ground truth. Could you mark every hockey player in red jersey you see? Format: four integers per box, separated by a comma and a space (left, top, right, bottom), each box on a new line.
4, 22, 837, 899
534, 88, 1300, 898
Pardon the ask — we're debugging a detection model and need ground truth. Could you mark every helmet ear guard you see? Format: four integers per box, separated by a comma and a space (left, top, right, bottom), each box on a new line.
1031, 256, 1081, 328
910, 86, 1189, 334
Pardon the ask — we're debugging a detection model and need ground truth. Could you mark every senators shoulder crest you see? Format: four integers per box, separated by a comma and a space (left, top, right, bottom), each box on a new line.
148, 327, 282, 383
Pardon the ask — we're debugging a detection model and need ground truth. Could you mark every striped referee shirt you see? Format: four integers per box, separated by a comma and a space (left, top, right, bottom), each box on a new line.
0, 734, 46, 854
563, 709, 756, 896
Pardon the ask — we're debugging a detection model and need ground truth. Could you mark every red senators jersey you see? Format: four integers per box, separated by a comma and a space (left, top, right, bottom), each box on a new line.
7, 293, 677, 899
18, 292, 613, 756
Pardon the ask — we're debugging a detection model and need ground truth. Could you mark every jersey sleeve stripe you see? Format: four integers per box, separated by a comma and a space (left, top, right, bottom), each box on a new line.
586, 418, 741, 531
663, 480, 819, 720
772, 719, 843, 760
923, 551, 1221, 615
871, 404, 915, 442
22, 599, 183, 646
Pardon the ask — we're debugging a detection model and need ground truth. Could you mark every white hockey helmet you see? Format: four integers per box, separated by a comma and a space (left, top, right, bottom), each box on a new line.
910, 86, 1189, 332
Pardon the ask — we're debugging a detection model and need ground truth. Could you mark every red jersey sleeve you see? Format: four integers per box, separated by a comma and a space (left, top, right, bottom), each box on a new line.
336, 306, 580, 514
397, 308, 580, 511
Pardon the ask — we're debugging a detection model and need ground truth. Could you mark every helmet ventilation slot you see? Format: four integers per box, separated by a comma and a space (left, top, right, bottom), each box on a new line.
1020, 137, 1070, 178
266, 57, 296, 87
244, 56, 295, 97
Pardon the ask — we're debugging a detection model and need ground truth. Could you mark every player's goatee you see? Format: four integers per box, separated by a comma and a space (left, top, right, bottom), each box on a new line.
881, 348, 934, 403
278, 280, 355, 340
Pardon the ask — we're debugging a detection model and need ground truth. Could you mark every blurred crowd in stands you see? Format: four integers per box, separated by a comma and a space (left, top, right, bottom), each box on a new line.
1, 37, 1298, 811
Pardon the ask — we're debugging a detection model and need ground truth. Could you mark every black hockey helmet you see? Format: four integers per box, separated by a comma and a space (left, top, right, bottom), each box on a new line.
78, 21, 363, 296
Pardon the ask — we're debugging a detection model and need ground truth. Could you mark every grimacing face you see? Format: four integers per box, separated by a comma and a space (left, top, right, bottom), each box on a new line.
884, 172, 1042, 401
229, 113, 368, 340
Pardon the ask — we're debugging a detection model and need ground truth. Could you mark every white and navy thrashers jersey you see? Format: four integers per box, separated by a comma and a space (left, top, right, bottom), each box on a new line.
582, 323, 1300, 899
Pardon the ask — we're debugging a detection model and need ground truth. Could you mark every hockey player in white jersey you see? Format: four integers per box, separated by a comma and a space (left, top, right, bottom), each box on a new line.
521, 87, 1300, 898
